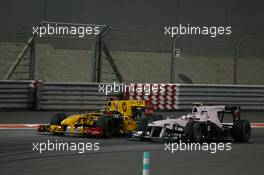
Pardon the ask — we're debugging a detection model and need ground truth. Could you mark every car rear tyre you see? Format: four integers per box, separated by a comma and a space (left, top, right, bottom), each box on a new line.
50, 113, 67, 125
231, 119, 251, 142
96, 116, 114, 137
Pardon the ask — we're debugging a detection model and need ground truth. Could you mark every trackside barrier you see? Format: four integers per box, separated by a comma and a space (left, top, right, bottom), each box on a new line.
176, 84, 264, 110
0, 80, 36, 109
125, 83, 177, 110
0, 81, 264, 111
36, 82, 121, 110
125, 83, 264, 110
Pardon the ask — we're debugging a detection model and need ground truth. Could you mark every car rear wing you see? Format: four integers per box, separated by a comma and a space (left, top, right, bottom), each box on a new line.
224, 106, 241, 120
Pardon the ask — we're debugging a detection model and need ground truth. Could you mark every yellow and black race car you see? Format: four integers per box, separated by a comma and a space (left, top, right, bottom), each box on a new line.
38, 99, 162, 137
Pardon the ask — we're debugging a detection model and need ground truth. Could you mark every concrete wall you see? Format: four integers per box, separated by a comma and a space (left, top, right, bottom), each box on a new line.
0, 42, 25, 79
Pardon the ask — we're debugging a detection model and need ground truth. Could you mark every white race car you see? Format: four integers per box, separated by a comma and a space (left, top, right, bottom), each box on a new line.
133, 105, 251, 142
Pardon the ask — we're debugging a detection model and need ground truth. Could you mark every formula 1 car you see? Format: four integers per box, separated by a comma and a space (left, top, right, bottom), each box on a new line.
133, 105, 251, 142
38, 99, 157, 137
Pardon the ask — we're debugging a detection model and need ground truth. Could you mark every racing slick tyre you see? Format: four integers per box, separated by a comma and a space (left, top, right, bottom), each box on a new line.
231, 119, 251, 142
137, 114, 164, 131
184, 122, 203, 142
96, 116, 114, 137
184, 121, 195, 141
49, 113, 67, 134
50, 112, 67, 125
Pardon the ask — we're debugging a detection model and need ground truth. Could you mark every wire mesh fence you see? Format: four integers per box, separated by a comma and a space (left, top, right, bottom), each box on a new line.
0, 25, 263, 84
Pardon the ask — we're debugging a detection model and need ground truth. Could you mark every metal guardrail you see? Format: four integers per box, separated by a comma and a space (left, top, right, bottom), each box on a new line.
0, 81, 263, 111
176, 84, 264, 110
0, 80, 35, 109
36, 82, 120, 110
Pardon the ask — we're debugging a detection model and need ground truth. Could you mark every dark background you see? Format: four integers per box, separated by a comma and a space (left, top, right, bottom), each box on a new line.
0, 0, 263, 54
0, 0, 263, 84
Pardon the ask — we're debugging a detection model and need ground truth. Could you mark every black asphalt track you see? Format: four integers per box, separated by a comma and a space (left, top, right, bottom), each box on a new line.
0, 111, 263, 175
